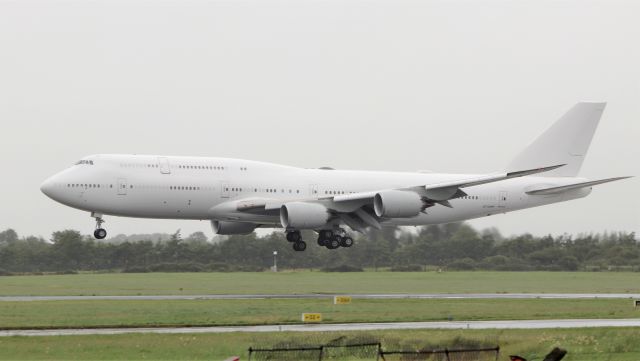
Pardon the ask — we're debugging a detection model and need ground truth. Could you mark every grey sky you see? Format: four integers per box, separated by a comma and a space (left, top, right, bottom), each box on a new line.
0, 0, 638, 240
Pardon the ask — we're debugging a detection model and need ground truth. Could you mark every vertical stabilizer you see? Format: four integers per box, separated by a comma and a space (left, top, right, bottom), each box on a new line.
507, 102, 606, 177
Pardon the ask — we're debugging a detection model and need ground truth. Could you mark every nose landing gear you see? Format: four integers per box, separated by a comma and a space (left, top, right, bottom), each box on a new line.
91, 212, 107, 240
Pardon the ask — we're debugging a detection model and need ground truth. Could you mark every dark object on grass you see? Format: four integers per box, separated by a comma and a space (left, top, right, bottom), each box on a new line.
390, 264, 423, 272
321, 264, 363, 272
122, 265, 150, 273
510, 347, 567, 361
543, 347, 567, 361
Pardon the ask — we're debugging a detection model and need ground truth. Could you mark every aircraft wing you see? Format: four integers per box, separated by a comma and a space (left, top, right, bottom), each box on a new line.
332, 164, 565, 205
236, 198, 281, 212
226, 164, 566, 232
414, 164, 565, 201
525, 176, 632, 195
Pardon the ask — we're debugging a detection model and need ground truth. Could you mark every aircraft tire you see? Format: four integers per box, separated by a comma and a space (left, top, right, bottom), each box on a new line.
340, 236, 353, 248
326, 237, 341, 250
94, 228, 107, 240
286, 231, 301, 243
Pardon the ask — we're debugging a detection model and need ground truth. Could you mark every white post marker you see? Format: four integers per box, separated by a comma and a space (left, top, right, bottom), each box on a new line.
272, 251, 278, 272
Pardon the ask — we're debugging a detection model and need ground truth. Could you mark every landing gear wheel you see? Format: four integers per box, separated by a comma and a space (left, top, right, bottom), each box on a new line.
317, 236, 326, 247
94, 228, 107, 239
326, 236, 341, 250
91, 213, 107, 240
293, 241, 307, 252
286, 231, 302, 243
340, 236, 353, 248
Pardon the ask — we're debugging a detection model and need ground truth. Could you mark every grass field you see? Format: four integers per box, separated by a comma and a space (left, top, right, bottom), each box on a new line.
1, 328, 639, 360
2, 272, 638, 360
0, 298, 637, 329
1, 271, 639, 296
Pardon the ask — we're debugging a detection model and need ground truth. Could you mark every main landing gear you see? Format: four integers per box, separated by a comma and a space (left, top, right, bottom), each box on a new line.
286, 228, 354, 252
91, 212, 107, 240
286, 230, 306, 252
317, 229, 353, 250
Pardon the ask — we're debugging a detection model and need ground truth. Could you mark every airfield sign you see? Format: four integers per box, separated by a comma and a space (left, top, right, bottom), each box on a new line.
333, 296, 352, 305
301, 313, 323, 322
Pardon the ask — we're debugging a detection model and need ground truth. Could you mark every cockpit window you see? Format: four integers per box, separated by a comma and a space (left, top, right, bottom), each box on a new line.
75, 160, 94, 165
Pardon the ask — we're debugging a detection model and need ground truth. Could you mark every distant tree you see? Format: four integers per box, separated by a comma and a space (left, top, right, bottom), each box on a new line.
0, 224, 637, 273
0, 229, 18, 244
51, 230, 85, 270
558, 255, 579, 271
185, 231, 208, 244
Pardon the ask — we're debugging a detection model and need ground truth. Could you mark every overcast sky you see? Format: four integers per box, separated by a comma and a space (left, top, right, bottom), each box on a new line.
0, 0, 638, 240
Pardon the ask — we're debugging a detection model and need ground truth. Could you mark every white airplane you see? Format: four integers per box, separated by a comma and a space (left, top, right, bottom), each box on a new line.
41, 103, 630, 251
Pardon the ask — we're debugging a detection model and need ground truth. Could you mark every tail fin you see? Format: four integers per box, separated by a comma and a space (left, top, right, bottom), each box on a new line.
507, 102, 606, 177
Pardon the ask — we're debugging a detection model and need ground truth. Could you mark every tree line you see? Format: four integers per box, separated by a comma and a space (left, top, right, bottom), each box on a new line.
0, 224, 637, 274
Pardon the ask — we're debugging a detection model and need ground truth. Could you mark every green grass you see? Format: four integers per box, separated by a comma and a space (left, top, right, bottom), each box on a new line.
1, 272, 638, 359
0, 298, 638, 329
1, 271, 639, 296
1, 328, 640, 360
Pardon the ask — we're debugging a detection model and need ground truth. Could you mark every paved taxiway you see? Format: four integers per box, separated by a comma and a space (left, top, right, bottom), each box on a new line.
1, 293, 639, 301
2, 319, 640, 337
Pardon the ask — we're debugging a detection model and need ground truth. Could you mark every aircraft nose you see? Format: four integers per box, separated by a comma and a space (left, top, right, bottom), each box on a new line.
40, 176, 56, 198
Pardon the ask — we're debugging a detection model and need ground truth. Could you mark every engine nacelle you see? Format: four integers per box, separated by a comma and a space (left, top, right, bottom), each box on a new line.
211, 220, 257, 235
374, 190, 423, 218
280, 202, 330, 229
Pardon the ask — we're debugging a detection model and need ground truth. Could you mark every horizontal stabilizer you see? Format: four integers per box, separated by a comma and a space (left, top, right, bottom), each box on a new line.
526, 177, 632, 195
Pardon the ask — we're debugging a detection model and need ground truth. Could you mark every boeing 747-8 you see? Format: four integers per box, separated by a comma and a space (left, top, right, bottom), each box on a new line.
41, 103, 630, 251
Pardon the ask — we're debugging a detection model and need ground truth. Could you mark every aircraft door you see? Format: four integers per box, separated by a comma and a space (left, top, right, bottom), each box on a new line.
117, 178, 127, 195
499, 191, 507, 202
309, 184, 318, 197
158, 157, 171, 174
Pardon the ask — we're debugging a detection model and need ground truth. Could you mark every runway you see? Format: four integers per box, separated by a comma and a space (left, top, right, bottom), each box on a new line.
2, 319, 640, 337
1, 293, 639, 301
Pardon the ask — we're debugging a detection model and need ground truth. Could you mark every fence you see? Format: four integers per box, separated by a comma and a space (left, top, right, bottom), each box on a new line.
248, 342, 382, 360
379, 346, 500, 361
248, 343, 499, 361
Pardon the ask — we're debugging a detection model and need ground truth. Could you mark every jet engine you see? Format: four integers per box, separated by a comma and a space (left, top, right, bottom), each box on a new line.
211, 220, 257, 235
374, 190, 423, 218
280, 202, 330, 229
